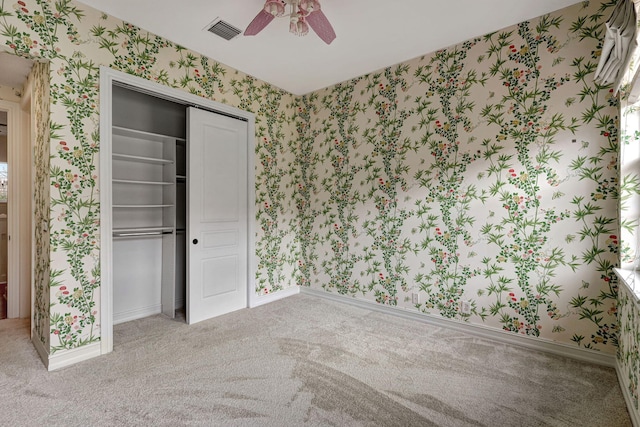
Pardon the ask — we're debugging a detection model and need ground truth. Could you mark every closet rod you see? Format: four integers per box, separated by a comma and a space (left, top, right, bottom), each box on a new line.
113, 230, 174, 238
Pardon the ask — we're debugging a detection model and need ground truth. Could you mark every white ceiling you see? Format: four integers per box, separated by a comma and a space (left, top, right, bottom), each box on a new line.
57, 2, 585, 95
73, 0, 583, 95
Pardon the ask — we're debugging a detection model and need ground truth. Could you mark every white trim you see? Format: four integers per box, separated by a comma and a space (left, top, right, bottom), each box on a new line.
250, 285, 300, 308
47, 342, 101, 371
616, 362, 640, 427
100, 66, 256, 355
99, 68, 114, 355
0, 99, 21, 319
18, 88, 32, 320
300, 287, 617, 368
247, 117, 256, 310
21, 76, 34, 339
113, 304, 162, 325
33, 335, 101, 370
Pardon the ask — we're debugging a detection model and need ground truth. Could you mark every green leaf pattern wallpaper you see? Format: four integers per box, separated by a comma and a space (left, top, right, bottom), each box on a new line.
305, 0, 621, 354
617, 283, 640, 414
0, 0, 298, 351
31, 61, 51, 347
0, 0, 633, 384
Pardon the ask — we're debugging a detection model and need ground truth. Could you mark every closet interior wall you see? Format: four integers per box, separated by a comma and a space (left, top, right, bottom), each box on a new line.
111, 85, 187, 324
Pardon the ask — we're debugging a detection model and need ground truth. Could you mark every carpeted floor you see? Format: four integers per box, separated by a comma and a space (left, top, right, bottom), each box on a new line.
0, 294, 632, 426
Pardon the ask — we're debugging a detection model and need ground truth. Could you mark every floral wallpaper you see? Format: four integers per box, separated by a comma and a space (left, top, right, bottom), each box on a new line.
0, 0, 627, 363
617, 282, 639, 414
299, 0, 621, 354
30, 61, 51, 346
0, 0, 297, 354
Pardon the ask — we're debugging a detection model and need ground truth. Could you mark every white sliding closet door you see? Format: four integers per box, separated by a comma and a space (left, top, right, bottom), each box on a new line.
187, 107, 248, 324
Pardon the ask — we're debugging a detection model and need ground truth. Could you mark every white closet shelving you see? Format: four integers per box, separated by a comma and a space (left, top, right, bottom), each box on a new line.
111, 121, 183, 324
112, 125, 180, 234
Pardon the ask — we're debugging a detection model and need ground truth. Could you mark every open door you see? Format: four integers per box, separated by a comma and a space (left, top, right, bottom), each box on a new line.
187, 107, 248, 324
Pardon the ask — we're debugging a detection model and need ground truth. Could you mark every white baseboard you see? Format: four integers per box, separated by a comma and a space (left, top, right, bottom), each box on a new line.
48, 342, 102, 371
114, 304, 162, 325
31, 335, 102, 371
616, 362, 640, 426
300, 287, 616, 368
250, 285, 300, 308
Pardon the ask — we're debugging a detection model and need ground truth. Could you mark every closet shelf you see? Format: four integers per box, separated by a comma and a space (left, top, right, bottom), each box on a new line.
113, 125, 186, 143
113, 179, 174, 186
113, 153, 174, 165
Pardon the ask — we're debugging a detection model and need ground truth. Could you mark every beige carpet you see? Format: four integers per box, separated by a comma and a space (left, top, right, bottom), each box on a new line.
0, 294, 631, 426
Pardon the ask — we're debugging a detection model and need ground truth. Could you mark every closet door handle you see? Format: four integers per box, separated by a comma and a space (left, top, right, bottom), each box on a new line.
192, 239, 198, 245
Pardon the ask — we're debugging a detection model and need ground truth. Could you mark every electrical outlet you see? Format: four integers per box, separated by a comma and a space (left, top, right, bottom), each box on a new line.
411, 293, 419, 304
460, 300, 471, 315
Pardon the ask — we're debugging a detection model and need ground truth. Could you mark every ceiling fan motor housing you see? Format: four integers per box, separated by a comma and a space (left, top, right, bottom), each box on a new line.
264, 0, 285, 17
247, 0, 336, 44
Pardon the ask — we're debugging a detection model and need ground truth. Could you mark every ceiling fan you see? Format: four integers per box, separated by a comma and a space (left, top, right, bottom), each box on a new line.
244, 0, 337, 45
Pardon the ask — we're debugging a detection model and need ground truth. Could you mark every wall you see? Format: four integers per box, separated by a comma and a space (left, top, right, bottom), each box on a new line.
298, 1, 620, 354
0, 0, 624, 361
617, 282, 640, 419
30, 61, 50, 347
0, 0, 297, 356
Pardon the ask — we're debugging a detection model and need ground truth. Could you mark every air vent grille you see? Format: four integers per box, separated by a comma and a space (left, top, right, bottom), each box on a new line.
207, 20, 242, 41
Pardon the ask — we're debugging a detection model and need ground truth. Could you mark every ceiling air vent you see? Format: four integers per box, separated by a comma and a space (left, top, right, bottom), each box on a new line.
206, 19, 242, 41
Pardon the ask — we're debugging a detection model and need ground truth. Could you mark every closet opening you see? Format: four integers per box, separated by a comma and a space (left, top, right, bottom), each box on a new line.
100, 67, 256, 356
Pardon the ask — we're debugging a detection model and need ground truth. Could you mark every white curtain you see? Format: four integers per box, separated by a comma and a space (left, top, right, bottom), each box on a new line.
594, 0, 638, 94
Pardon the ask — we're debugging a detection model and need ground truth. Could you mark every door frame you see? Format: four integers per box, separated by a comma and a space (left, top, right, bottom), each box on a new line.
99, 67, 256, 355
0, 98, 31, 319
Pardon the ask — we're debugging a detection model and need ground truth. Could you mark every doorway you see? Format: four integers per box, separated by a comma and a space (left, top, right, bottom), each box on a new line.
0, 115, 6, 319
0, 51, 35, 322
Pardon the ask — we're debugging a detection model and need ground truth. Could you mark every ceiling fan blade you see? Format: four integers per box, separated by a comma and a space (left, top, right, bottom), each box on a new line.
244, 9, 275, 36
306, 10, 336, 44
